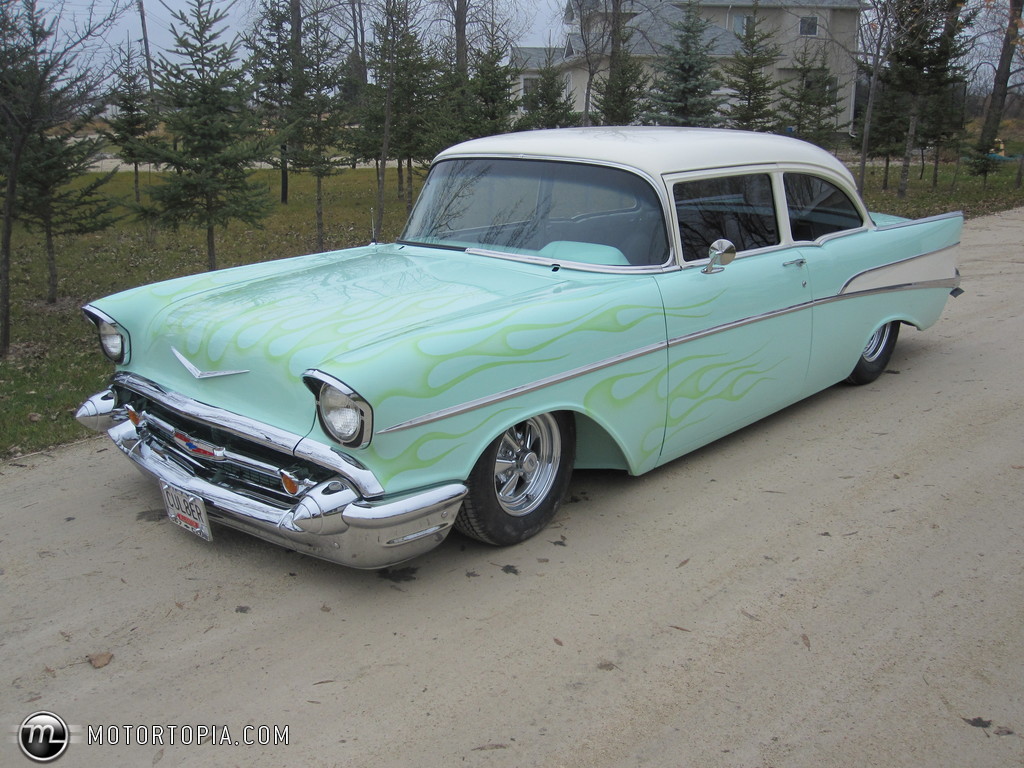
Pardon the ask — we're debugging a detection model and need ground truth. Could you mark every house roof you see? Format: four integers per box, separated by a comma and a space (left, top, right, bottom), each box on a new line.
627, 3, 741, 57
516, 0, 859, 70
698, 0, 861, 8
512, 46, 561, 70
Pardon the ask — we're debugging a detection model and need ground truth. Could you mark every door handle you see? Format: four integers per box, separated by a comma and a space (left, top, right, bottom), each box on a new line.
783, 258, 807, 268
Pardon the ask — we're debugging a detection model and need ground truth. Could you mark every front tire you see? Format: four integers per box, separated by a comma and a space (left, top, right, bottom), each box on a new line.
846, 321, 900, 385
456, 412, 575, 546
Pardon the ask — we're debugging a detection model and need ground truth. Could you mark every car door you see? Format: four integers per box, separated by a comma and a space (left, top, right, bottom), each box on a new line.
655, 170, 813, 466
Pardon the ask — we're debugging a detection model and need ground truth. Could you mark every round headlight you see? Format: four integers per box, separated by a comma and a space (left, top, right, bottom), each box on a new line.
321, 385, 361, 440
316, 381, 372, 447
98, 320, 126, 363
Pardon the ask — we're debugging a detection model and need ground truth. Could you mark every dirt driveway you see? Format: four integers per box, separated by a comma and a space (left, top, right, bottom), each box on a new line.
2, 210, 1022, 768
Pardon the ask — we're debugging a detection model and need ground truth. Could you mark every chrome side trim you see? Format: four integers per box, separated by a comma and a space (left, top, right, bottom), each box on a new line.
377, 340, 667, 434
381, 268, 957, 434
829, 277, 961, 303
666, 302, 813, 349
839, 244, 960, 295
112, 372, 385, 498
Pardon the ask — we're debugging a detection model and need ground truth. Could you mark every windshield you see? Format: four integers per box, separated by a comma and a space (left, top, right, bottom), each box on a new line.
402, 158, 670, 268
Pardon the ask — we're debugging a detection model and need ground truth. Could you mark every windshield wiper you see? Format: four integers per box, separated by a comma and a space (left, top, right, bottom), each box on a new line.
396, 239, 468, 252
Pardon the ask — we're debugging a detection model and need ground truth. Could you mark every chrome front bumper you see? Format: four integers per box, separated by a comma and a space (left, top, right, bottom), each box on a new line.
77, 388, 467, 569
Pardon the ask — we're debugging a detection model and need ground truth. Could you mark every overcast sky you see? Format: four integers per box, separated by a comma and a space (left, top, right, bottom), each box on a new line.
94, 0, 565, 57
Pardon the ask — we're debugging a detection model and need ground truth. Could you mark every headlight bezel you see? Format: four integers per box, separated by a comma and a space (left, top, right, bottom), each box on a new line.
303, 370, 373, 449
83, 305, 130, 364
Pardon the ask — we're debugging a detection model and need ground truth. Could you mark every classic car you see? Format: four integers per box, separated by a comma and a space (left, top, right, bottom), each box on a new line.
76, 127, 962, 569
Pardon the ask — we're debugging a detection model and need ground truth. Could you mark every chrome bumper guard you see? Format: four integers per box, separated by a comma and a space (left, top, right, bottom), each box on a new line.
77, 388, 467, 569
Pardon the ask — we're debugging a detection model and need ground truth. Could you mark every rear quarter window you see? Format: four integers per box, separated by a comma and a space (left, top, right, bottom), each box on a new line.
784, 174, 864, 241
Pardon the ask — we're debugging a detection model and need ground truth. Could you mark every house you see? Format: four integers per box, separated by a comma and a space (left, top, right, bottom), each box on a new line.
513, 0, 861, 129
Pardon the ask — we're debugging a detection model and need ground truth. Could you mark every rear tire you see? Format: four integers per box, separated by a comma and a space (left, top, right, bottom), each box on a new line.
846, 321, 900, 385
456, 412, 575, 546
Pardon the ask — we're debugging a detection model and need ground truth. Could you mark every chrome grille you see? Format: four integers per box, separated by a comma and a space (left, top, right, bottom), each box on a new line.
114, 385, 332, 508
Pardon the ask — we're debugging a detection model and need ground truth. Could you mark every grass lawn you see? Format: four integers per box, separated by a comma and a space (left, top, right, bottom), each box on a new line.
2, 158, 1023, 457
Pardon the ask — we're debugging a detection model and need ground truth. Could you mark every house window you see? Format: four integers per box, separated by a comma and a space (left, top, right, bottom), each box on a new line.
733, 15, 754, 36
522, 77, 541, 97
800, 16, 819, 36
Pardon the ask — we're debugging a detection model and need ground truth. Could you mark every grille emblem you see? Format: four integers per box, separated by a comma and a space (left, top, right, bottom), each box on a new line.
172, 347, 250, 379
172, 429, 226, 461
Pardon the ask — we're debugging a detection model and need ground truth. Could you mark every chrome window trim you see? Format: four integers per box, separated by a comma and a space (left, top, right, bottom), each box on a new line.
410, 154, 680, 273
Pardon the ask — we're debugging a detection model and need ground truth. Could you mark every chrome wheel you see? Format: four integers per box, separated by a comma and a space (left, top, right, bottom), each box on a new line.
846, 321, 900, 385
457, 412, 575, 546
492, 415, 562, 517
861, 323, 893, 363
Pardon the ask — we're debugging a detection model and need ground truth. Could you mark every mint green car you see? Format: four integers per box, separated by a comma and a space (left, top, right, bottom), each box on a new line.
77, 128, 962, 569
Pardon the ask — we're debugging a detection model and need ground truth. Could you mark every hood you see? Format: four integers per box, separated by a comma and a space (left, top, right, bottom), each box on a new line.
93, 244, 573, 434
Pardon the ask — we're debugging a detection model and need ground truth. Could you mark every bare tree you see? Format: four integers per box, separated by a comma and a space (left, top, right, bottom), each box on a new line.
427, 0, 521, 77
562, 0, 614, 124
975, 0, 1024, 156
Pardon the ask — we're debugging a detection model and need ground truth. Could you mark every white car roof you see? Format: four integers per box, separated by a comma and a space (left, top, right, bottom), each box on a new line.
436, 127, 856, 188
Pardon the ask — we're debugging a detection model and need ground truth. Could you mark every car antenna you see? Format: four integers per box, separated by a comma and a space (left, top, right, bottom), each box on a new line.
369, 209, 377, 245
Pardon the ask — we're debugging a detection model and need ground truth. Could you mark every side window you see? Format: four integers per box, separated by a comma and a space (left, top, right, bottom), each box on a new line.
673, 174, 779, 262
784, 174, 864, 241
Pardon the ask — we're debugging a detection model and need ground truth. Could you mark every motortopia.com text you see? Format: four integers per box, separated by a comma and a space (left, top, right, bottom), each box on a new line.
87, 724, 289, 747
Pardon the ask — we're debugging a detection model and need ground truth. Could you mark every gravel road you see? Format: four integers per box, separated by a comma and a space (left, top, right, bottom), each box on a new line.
2, 209, 1022, 768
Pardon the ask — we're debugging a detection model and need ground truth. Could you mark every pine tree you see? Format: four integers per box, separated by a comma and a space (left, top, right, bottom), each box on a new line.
127, 0, 271, 270
245, 0, 297, 204
644, 2, 722, 127
775, 44, 842, 148
592, 31, 648, 126
516, 52, 578, 130
103, 44, 158, 203
883, 0, 970, 197
289, 0, 353, 251
718, 5, 782, 132
466, 36, 520, 137
17, 130, 119, 303
0, 0, 119, 357
354, 0, 430, 240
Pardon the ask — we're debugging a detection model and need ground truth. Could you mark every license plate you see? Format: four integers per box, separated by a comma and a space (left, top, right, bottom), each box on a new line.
161, 483, 212, 542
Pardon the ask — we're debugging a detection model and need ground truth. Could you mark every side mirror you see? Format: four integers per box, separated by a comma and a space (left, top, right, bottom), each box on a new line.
702, 239, 737, 274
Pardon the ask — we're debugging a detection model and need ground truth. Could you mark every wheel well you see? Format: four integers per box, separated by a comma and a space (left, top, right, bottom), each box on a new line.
572, 412, 631, 471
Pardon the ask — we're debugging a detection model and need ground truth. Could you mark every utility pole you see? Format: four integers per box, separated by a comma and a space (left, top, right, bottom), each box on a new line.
137, 0, 156, 95
279, 0, 303, 205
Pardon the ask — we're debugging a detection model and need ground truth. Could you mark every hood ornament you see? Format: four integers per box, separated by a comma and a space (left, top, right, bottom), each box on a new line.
172, 347, 250, 379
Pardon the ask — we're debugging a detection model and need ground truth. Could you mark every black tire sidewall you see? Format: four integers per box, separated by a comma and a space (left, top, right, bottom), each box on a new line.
846, 321, 900, 385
